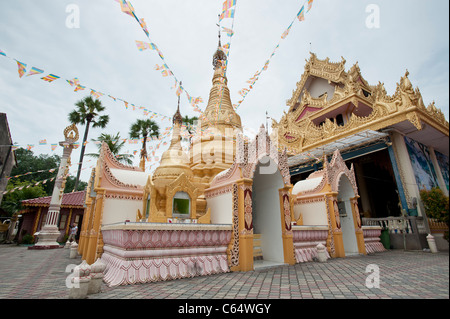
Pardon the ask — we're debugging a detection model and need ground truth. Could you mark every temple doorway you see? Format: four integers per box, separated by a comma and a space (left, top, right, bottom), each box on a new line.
252, 156, 285, 265
338, 174, 359, 255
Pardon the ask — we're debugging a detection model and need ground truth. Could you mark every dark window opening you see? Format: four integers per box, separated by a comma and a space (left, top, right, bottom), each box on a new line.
336, 114, 344, 126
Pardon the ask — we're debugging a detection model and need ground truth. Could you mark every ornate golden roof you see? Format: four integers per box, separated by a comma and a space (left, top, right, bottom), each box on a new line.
286, 52, 371, 110
273, 54, 449, 155
153, 106, 193, 181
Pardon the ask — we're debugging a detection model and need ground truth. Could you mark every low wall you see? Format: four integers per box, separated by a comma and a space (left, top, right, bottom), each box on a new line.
101, 222, 232, 286
362, 226, 386, 253
292, 226, 330, 263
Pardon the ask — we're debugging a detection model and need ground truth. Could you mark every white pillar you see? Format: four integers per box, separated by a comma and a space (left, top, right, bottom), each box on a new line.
429, 147, 448, 196
34, 125, 78, 248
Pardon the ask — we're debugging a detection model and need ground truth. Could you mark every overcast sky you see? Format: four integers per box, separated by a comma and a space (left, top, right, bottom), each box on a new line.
1, 0, 449, 184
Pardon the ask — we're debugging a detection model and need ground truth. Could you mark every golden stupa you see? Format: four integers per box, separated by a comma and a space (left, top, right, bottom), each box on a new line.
190, 39, 242, 185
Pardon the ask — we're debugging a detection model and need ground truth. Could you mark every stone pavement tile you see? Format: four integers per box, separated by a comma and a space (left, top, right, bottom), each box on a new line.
0, 246, 448, 299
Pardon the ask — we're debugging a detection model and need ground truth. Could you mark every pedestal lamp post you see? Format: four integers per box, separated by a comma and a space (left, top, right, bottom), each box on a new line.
33, 124, 79, 248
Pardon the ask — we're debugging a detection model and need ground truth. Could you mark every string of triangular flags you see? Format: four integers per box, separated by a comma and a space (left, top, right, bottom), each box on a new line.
115, 0, 204, 114
0, 49, 173, 122
2, 176, 58, 195
5, 128, 175, 183
233, 0, 314, 110
8, 124, 174, 153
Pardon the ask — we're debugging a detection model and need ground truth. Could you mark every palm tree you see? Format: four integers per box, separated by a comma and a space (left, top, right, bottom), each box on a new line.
182, 115, 198, 143
68, 96, 109, 191
86, 132, 134, 165
129, 119, 160, 171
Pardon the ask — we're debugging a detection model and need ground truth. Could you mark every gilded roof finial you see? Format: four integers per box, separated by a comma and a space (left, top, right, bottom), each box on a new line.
173, 81, 183, 125
213, 16, 227, 69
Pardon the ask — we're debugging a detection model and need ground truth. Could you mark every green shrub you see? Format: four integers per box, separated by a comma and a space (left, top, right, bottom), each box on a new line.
21, 234, 34, 245
420, 187, 449, 241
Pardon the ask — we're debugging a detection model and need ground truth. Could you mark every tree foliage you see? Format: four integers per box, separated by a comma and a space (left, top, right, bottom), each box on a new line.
129, 119, 160, 160
68, 96, 109, 191
0, 180, 47, 216
420, 187, 449, 241
0, 148, 87, 216
86, 132, 134, 165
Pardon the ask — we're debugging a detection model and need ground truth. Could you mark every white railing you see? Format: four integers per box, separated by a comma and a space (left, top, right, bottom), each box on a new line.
362, 216, 428, 235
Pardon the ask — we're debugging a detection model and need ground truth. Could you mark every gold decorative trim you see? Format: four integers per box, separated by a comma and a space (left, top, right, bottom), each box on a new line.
274, 56, 449, 154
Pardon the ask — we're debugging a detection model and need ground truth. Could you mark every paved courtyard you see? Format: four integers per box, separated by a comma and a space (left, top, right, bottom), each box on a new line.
0, 245, 448, 300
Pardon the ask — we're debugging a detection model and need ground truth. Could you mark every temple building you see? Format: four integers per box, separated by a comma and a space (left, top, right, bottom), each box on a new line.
20, 191, 86, 243
273, 53, 449, 250
78, 48, 447, 286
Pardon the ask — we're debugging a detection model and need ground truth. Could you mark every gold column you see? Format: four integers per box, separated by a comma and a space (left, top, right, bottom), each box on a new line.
79, 197, 93, 257
31, 207, 42, 240
326, 193, 345, 258
65, 208, 73, 236
351, 196, 367, 255
236, 178, 253, 272
85, 190, 105, 264
278, 186, 295, 265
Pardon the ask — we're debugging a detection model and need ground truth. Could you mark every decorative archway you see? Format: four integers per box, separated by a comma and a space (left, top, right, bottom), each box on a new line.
326, 150, 365, 256
235, 126, 295, 270
206, 125, 295, 271
292, 149, 366, 258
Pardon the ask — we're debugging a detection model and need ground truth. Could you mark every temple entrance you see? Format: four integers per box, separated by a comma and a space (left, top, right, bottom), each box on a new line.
338, 174, 359, 255
252, 156, 285, 266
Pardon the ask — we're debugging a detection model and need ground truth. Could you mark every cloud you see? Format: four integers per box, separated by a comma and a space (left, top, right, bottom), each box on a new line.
0, 0, 448, 184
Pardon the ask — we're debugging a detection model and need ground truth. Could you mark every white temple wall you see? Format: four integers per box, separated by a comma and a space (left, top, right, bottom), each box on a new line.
207, 192, 233, 224
294, 200, 328, 226
109, 168, 149, 187
102, 198, 142, 225
306, 77, 336, 101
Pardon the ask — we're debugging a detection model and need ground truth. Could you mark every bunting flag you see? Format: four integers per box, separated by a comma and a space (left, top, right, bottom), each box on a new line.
0, 49, 6, 57
115, 0, 135, 18
27, 67, 44, 77
307, 0, 314, 12
222, 0, 237, 12
221, 26, 234, 37
51, 144, 58, 151
281, 21, 294, 39
220, 8, 235, 21
67, 77, 80, 86
16, 60, 27, 78
41, 74, 60, 82
90, 89, 104, 99
297, 6, 305, 21
135, 40, 157, 51
139, 18, 149, 37
39, 139, 47, 145
74, 84, 85, 92
176, 83, 183, 97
